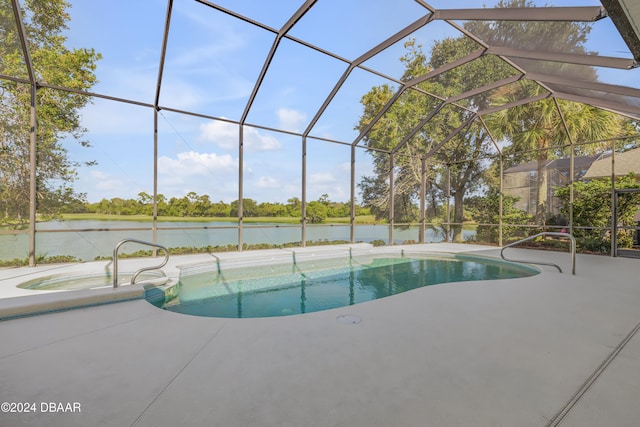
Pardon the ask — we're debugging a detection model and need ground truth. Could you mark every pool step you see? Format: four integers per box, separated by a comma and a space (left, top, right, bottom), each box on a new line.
144, 281, 179, 308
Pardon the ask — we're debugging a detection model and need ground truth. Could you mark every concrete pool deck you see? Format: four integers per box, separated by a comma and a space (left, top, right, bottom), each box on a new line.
0, 243, 639, 427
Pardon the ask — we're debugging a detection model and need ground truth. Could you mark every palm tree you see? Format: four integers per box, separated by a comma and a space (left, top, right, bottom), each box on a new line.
469, 0, 636, 224
486, 82, 633, 225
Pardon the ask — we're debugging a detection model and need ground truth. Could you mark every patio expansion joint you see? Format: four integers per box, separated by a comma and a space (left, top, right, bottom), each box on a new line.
129, 321, 228, 427
545, 320, 640, 427
0, 310, 159, 361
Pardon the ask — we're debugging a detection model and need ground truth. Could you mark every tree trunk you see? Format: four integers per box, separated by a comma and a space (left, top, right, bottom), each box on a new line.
535, 149, 549, 226
453, 190, 465, 242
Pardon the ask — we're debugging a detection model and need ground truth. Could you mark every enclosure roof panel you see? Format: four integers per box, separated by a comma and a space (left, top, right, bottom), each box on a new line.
4, 0, 640, 157
602, 0, 640, 60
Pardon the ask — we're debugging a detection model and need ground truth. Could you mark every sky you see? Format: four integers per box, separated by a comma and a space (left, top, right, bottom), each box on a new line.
53, 0, 634, 204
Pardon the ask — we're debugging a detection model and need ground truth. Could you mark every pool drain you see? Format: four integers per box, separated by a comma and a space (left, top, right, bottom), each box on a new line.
337, 315, 361, 324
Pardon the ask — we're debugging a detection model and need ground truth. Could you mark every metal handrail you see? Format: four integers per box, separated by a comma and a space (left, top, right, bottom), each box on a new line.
112, 238, 170, 288
500, 232, 576, 275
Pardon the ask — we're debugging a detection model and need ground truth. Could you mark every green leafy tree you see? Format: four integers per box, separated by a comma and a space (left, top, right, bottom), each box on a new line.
83, 193, 360, 220
136, 191, 153, 215
286, 197, 302, 217
555, 174, 640, 252
465, 192, 533, 244
156, 193, 169, 216
306, 201, 327, 223
230, 198, 258, 217
0, 0, 101, 224
256, 201, 288, 217
208, 199, 231, 217
357, 38, 508, 241
475, 0, 636, 224
192, 193, 213, 216
167, 196, 189, 216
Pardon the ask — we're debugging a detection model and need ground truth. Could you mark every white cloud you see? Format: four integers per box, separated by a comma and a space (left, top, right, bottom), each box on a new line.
89, 170, 125, 192
255, 176, 280, 189
197, 121, 237, 149
338, 161, 351, 172
75, 169, 149, 202
277, 108, 307, 133
158, 151, 237, 177
309, 172, 336, 184
305, 163, 353, 201
157, 151, 239, 200
198, 120, 282, 151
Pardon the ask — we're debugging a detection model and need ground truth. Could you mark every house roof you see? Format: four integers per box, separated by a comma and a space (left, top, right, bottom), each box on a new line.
504, 155, 598, 174
582, 148, 640, 179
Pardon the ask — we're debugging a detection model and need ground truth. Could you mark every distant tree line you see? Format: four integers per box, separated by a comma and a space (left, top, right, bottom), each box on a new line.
80, 192, 370, 223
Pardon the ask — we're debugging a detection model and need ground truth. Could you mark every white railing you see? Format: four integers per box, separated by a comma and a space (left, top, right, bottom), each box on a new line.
501, 232, 576, 275
112, 238, 169, 288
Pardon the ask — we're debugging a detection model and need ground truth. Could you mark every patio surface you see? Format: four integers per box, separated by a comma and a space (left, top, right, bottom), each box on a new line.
0, 243, 639, 427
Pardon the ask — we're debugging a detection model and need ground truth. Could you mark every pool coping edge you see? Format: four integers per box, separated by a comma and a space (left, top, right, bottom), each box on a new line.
0, 284, 145, 321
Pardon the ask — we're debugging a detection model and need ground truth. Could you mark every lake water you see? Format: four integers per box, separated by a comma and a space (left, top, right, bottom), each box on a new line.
0, 220, 473, 262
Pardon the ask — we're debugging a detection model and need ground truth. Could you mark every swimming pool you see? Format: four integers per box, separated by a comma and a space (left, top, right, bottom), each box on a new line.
161, 253, 539, 318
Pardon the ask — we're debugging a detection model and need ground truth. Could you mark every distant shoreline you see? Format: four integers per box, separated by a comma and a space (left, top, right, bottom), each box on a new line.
59, 213, 381, 225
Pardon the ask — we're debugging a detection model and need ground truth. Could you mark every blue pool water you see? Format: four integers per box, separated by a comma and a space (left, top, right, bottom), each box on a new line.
161, 253, 539, 318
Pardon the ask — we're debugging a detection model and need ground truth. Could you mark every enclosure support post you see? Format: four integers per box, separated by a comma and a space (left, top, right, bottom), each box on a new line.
350, 145, 356, 244
301, 136, 307, 247
612, 191, 618, 257
569, 146, 575, 235
28, 85, 37, 267
389, 153, 394, 246
499, 156, 503, 247
419, 157, 426, 244
445, 165, 451, 243
152, 0, 173, 257
238, 126, 244, 251
611, 141, 616, 257
152, 109, 159, 257
12, 0, 37, 266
